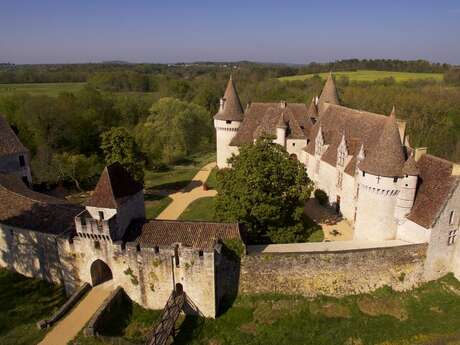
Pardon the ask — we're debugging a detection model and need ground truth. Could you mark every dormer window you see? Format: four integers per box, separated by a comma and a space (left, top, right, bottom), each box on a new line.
98, 211, 104, 220
337, 150, 346, 167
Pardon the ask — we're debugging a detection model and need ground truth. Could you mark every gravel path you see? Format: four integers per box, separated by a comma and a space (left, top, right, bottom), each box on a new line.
156, 162, 217, 220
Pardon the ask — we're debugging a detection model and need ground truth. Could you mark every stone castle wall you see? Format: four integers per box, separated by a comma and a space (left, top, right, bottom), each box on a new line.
239, 243, 427, 297
0, 152, 32, 184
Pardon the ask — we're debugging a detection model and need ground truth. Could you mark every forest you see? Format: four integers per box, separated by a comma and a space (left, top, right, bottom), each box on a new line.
0, 59, 459, 191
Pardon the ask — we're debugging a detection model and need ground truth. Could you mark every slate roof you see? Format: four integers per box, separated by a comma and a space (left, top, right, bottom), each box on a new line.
318, 73, 339, 114
137, 220, 242, 250
230, 102, 312, 146
0, 114, 28, 156
307, 98, 318, 118
359, 110, 405, 177
86, 162, 143, 209
408, 154, 459, 228
213, 76, 244, 121
0, 173, 82, 235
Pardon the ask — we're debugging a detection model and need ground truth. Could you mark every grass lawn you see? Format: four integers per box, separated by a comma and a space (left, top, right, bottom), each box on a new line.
70, 300, 162, 345
279, 70, 444, 83
0, 269, 67, 345
0, 82, 86, 97
307, 227, 324, 242
145, 194, 173, 219
172, 274, 460, 345
145, 152, 216, 192
206, 167, 218, 190
178, 197, 217, 222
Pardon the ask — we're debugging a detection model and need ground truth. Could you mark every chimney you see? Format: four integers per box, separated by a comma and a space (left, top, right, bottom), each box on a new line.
414, 147, 427, 162
280, 100, 287, 109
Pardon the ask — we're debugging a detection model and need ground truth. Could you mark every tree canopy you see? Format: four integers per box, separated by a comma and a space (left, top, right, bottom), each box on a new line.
215, 137, 314, 244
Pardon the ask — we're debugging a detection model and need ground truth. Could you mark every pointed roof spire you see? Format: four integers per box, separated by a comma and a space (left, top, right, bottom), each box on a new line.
359, 113, 405, 177
86, 162, 143, 209
402, 152, 419, 176
276, 112, 288, 129
318, 72, 339, 114
307, 97, 318, 118
214, 76, 244, 121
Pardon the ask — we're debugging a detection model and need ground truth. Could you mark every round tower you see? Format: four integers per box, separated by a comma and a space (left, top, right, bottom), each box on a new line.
275, 111, 287, 147
354, 108, 405, 241
394, 154, 419, 223
214, 76, 244, 169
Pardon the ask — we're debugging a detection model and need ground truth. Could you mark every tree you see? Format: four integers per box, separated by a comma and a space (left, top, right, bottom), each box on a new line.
135, 98, 212, 165
52, 153, 102, 191
215, 137, 314, 244
100, 127, 145, 182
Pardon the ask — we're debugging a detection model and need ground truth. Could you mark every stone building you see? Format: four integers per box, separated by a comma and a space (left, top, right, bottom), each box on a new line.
0, 114, 32, 186
214, 74, 460, 280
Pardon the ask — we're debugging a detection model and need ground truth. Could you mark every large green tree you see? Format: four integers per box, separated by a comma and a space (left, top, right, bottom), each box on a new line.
100, 127, 145, 182
215, 137, 314, 244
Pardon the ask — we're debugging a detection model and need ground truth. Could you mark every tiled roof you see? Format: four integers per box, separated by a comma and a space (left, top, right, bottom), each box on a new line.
359, 110, 405, 177
407, 154, 459, 228
318, 73, 339, 114
137, 220, 242, 250
86, 162, 143, 209
230, 102, 312, 146
0, 173, 82, 235
0, 114, 28, 156
307, 98, 318, 118
213, 76, 244, 121
402, 154, 419, 176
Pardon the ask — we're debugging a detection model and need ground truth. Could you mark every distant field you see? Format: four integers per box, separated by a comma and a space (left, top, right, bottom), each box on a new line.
279, 70, 444, 82
0, 82, 86, 97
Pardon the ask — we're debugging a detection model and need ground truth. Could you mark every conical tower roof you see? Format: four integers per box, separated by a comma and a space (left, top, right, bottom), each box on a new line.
276, 112, 288, 129
402, 153, 419, 176
318, 72, 339, 113
86, 162, 143, 209
359, 109, 405, 177
214, 76, 244, 121
307, 97, 318, 117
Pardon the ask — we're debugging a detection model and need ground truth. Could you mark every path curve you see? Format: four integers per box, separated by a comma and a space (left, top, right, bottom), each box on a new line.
156, 162, 217, 220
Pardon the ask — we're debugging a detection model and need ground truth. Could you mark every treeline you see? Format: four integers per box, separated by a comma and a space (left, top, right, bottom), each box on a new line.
299, 59, 450, 74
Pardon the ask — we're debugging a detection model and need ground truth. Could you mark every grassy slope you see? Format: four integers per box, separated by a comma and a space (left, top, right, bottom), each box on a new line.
0, 269, 67, 345
0, 82, 86, 96
279, 70, 444, 82
178, 196, 217, 222
145, 194, 173, 219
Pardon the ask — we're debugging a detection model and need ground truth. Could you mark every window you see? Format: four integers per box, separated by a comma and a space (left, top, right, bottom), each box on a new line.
174, 245, 180, 268
136, 244, 141, 252
19, 155, 25, 167
449, 210, 455, 225
337, 150, 346, 166
94, 241, 101, 250
226, 120, 232, 124
81, 217, 86, 226
98, 211, 104, 220
199, 250, 204, 258
448, 230, 457, 246
393, 177, 398, 183
292, 142, 296, 146
337, 171, 343, 189
362, 171, 366, 177
154, 246, 159, 254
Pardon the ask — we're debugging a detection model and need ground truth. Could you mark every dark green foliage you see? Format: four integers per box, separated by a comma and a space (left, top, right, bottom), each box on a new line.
100, 127, 145, 183
444, 68, 460, 86
314, 189, 329, 206
222, 239, 246, 259
215, 137, 314, 244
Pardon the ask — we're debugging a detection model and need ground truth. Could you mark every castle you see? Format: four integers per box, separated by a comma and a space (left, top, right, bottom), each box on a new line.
214, 74, 460, 280
0, 74, 459, 321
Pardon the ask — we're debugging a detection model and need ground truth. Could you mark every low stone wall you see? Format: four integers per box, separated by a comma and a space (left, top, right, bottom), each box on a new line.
37, 283, 91, 329
240, 242, 428, 297
84, 286, 126, 337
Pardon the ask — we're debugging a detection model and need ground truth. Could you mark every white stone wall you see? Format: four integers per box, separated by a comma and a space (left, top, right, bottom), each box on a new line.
286, 139, 307, 160
214, 119, 241, 168
354, 171, 399, 241
424, 182, 460, 280
397, 220, 430, 243
340, 173, 357, 222
58, 238, 218, 317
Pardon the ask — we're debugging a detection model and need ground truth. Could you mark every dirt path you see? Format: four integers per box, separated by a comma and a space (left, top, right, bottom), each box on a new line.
304, 198, 354, 241
156, 162, 217, 220
38, 282, 114, 345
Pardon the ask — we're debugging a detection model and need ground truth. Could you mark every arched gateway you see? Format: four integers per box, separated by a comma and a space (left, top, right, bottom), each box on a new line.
90, 259, 113, 286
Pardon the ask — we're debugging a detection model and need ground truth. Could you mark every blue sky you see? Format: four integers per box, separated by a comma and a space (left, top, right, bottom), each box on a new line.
1, 0, 459, 64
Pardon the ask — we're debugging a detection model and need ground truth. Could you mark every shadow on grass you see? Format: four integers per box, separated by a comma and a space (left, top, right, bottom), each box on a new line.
151, 180, 192, 192
173, 315, 205, 345
99, 292, 133, 336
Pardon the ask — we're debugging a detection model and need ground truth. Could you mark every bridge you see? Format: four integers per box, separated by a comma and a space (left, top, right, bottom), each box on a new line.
145, 289, 186, 345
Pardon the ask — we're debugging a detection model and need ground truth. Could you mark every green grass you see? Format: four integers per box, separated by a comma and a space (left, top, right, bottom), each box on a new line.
178, 197, 217, 222
145, 194, 173, 219
206, 167, 218, 190
172, 274, 460, 345
279, 70, 444, 83
0, 269, 67, 345
144, 152, 216, 192
0, 82, 86, 97
307, 228, 324, 242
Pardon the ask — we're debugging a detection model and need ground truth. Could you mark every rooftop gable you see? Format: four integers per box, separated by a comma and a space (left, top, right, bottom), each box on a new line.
0, 114, 28, 156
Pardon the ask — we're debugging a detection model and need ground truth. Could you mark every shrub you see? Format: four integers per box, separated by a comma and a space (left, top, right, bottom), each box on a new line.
314, 189, 329, 206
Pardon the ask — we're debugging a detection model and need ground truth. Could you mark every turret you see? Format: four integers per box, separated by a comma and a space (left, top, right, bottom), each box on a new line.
214, 76, 244, 168
75, 162, 145, 241
275, 112, 288, 147
317, 72, 339, 114
394, 154, 419, 222
354, 108, 405, 240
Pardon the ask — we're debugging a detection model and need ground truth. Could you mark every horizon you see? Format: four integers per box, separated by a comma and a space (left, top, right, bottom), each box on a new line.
1, 1, 460, 65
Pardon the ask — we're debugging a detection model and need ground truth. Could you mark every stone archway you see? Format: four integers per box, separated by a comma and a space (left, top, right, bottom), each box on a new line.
90, 259, 113, 286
